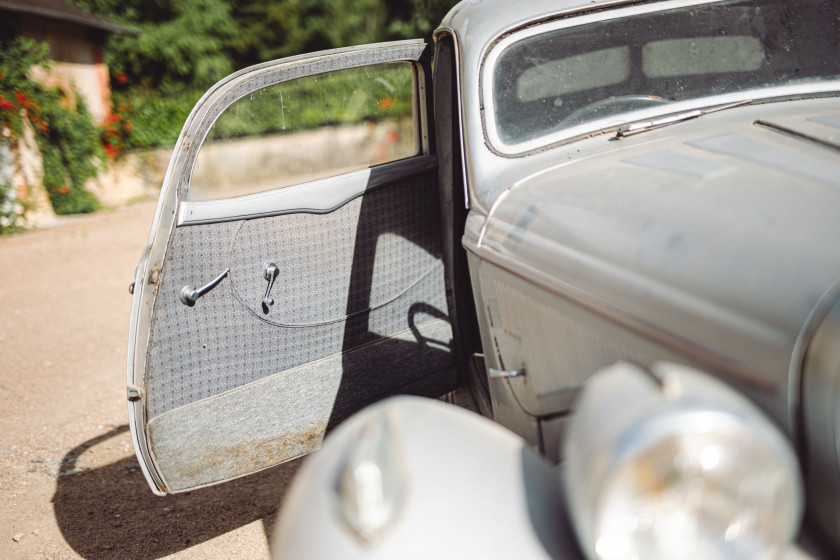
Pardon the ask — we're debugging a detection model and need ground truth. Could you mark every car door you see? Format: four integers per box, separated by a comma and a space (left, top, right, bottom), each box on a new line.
126, 40, 455, 495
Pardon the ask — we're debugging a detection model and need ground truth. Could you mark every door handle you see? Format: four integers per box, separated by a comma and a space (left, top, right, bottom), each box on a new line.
262, 262, 279, 314
179, 268, 230, 307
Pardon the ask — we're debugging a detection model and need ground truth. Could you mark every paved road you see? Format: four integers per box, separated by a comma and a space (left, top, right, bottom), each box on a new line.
0, 201, 297, 560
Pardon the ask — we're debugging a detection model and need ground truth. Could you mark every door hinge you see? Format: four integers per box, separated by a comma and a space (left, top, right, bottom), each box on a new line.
127, 385, 144, 402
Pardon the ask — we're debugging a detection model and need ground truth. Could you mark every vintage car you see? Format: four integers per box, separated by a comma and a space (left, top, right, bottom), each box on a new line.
127, 0, 840, 557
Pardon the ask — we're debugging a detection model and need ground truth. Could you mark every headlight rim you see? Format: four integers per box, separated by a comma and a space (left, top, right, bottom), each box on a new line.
563, 362, 804, 560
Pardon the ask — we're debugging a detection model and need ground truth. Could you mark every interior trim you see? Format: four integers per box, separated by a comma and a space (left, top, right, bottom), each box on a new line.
177, 155, 437, 225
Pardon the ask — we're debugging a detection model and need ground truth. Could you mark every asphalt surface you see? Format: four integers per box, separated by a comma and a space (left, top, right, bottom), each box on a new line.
0, 200, 298, 560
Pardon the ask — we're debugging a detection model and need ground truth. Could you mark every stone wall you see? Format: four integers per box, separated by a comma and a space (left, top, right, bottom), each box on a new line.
2, 122, 56, 227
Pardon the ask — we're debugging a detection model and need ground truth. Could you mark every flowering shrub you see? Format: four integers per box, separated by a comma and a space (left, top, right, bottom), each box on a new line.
101, 102, 133, 159
0, 36, 101, 216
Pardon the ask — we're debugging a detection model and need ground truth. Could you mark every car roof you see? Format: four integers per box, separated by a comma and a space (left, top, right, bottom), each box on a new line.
437, 0, 661, 212
439, 0, 645, 51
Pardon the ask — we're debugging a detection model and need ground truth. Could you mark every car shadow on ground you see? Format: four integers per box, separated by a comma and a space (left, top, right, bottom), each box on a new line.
52, 425, 300, 560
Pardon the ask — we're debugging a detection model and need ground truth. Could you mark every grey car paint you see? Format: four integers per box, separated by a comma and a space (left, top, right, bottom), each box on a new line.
440, 0, 716, 215
273, 396, 579, 559
465, 97, 840, 437
435, 0, 840, 550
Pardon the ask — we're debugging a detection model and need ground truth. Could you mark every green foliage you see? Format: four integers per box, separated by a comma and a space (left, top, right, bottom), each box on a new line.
228, 0, 386, 67
0, 35, 101, 215
0, 37, 50, 137
68, 0, 239, 149
64, 0, 460, 150
71, 0, 238, 91
114, 90, 202, 150
209, 63, 414, 140
385, 0, 458, 39
37, 95, 102, 214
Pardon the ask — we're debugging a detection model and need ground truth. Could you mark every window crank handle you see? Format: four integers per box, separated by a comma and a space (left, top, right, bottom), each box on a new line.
179, 268, 230, 307
263, 262, 279, 311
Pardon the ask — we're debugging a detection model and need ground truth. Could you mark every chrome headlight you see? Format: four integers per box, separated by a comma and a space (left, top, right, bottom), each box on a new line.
564, 362, 803, 560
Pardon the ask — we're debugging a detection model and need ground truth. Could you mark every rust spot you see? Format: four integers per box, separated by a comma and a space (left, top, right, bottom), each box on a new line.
152, 419, 327, 491
148, 267, 162, 285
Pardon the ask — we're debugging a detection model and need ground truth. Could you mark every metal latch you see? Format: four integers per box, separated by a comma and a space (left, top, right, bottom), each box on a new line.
127, 385, 144, 402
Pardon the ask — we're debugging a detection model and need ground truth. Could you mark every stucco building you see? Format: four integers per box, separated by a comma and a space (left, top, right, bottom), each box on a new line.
0, 0, 134, 124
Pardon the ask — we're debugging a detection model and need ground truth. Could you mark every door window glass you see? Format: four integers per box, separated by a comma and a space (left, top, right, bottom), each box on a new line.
190, 62, 418, 201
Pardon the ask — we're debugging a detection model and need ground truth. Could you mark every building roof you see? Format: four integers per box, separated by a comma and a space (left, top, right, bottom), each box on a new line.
0, 0, 137, 35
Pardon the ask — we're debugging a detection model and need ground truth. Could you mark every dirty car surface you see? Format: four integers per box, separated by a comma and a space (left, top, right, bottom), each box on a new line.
127, 0, 840, 558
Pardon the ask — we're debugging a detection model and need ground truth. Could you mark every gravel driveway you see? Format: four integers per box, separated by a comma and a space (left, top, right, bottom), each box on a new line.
0, 200, 295, 559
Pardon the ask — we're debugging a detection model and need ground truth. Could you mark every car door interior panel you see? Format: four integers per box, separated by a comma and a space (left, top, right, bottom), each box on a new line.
145, 169, 454, 492
129, 41, 456, 493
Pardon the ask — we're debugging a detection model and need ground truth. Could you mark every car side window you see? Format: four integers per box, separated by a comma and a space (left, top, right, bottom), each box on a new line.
190, 61, 418, 201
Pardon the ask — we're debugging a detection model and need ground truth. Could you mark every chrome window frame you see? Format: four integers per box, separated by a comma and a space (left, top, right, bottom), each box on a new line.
179, 44, 430, 223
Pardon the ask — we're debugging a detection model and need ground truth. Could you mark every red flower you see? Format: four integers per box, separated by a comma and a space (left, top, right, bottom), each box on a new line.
59, 185, 70, 194
116, 72, 128, 84
378, 96, 394, 111
14, 91, 31, 109
103, 143, 117, 158
0, 97, 12, 110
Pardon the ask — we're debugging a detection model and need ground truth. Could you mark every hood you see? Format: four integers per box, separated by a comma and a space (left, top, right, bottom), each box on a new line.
468, 97, 840, 428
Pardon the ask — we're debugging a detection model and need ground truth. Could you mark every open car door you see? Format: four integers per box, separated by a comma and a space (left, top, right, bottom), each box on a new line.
127, 40, 455, 495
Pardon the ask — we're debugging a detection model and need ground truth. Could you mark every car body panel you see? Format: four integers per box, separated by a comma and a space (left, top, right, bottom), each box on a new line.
273, 396, 578, 560
463, 97, 840, 431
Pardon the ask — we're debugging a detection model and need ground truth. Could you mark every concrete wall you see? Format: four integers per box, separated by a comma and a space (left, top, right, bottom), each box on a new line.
98, 120, 417, 205
87, 149, 172, 208
9, 120, 417, 227
191, 120, 417, 200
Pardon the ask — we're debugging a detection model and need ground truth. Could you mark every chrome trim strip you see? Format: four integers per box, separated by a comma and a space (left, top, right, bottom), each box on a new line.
416, 60, 431, 156
127, 182, 176, 495
462, 236, 775, 392
480, 0, 840, 155
755, 119, 840, 153
177, 155, 437, 225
